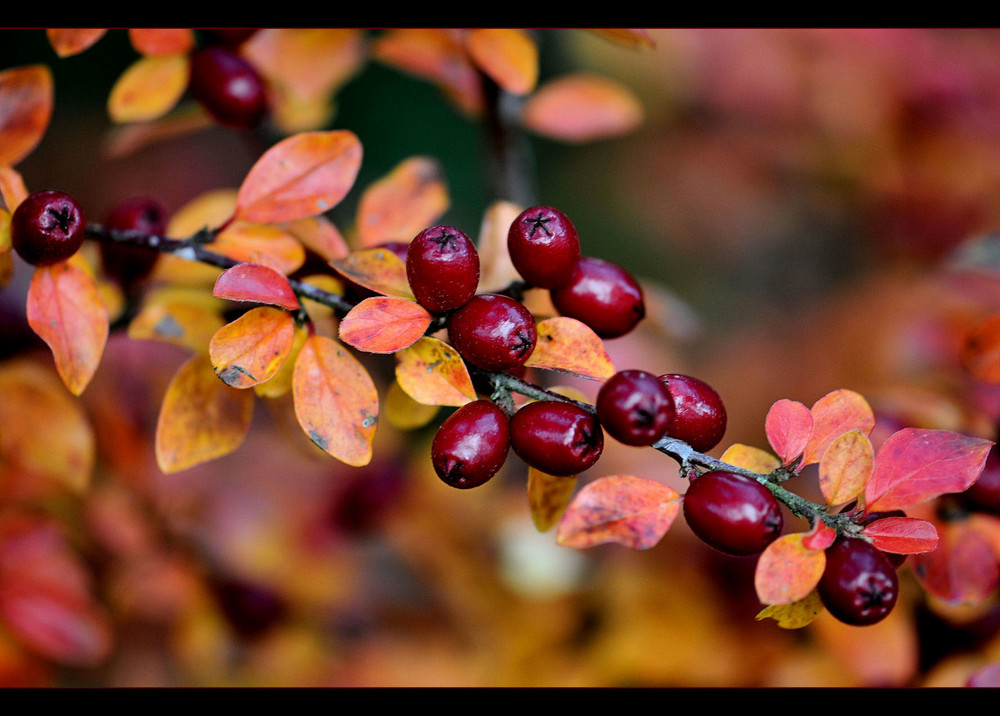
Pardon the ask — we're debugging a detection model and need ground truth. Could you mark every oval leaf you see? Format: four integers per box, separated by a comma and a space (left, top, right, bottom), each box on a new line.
209, 307, 295, 389
293, 334, 378, 467
865, 428, 993, 513
911, 523, 999, 605
802, 389, 875, 466
46, 29, 107, 58
0, 65, 53, 167
755, 590, 824, 629
556, 475, 681, 550
329, 246, 413, 299
128, 293, 225, 352
339, 296, 432, 354
27, 263, 109, 396
862, 516, 939, 554
356, 156, 449, 248
818, 429, 873, 506
235, 130, 363, 224
210, 222, 306, 276
155, 353, 254, 474
283, 215, 350, 262
719, 443, 781, 474
394, 336, 476, 407
466, 29, 538, 95
765, 398, 813, 466
523, 73, 643, 143
754, 532, 827, 606
476, 200, 522, 293
524, 316, 615, 380
383, 379, 439, 430
528, 467, 578, 533
128, 28, 194, 56
107, 54, 189, 124
213, 263, 300, 310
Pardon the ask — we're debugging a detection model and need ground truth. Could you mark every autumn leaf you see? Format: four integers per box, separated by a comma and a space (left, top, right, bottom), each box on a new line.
155, 353, 255, 474
466, 29, 538, 95
293, 335, 378, 467
213, 263, 300, 311
589, 29, 657, 49
524, 316, 615, 380
26, 262, 109, 396
911, 522, 999, 605
128, 28, 194, 57
528, 467, 578, 533
802, 522, 837, 552
765, 398, 813, 467
209, 222, 306, 276
961, 313, 1000, 383
801, 389, 875, 466
865, 428, 993, 513
329, 246, 413, 299
394, 336, 476, 407
339, 296, 432, 354
756, 591, 824, 629
556, 475, 681, 550
234, 130, 363, 224
282, 215, 350, 262
355, 156, 449, 248
128, 290, 225, 352
754, 533, 827, 606
209, 307, 296, 389
818, 429, 873, 506
0, 165, 28, 211
476, 201, 522, 293
254, 324, 308, 399
107, 54, 190, 124
719, 444, 780, 474
0, 65, 53, 167
862, 516, 938, 554
46, 29, 107, 58
382, 380, 439, 430
522, 74, 643, 143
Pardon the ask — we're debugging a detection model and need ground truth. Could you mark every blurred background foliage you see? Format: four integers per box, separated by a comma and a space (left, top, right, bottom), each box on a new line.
3, 28, 1000, 686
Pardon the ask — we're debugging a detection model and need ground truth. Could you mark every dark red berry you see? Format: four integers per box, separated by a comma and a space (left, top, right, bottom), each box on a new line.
658, 374, 727, 453
447, 294, 537, 371
683, 470, 783, 556
99, 195, 170, 288
431, 400, 510, 489
10, 190, 86, 266
818, 537, 899, 626
212, 575, 288, 639
510, 400, 603, 477
188, 47, 268, 128
507, 205, 581, 289
596, 370, 674, 446
406, 225, 480, 314
965, 446, 1000, 515
550, 256, 645, 339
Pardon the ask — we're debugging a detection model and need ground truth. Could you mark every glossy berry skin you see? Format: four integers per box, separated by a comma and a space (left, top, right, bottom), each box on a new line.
406, 225, 480, 314
432, 400, 510, 489
507, 206, 581, 289
10, 190, 86, 266
550, 256, 645, 339
819, 537, 899, 626
658, 374, 727, 453
188, 47, 268, 128
596, 370, 674, 447
447, 294, 537, 371
682, 470, 783, 556
510, 400, 603, 477
99, 195, 170, 288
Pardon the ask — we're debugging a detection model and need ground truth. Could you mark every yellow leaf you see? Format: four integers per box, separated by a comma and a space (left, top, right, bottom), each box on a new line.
528, 467, 578, 532
128, 288, 225, 352
524, 316, 615, 380
719, 444, 780, 474
755, 590, 825, 629
394, 336, 476, 407
210, 307, 295, 389
255, 324, 308, 399
383, 380, 439, 430
466, 29, 538, 95
108, 54, 189, 124
819, 429, 873, 506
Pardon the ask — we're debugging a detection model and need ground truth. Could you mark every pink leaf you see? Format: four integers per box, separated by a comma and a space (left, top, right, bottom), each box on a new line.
765, 398, 813, 466
213, 263, 300, 310
862, 516, 939, 554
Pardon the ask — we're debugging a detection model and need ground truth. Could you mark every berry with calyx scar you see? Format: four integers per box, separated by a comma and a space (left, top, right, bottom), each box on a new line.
596, 370, 674, 446
818, 537, 899, 626
406, 225, 480, 314
507, 205, 581, 289
431, 400, 510, 489
11, 190, 86, 266
447, 294, 537, 371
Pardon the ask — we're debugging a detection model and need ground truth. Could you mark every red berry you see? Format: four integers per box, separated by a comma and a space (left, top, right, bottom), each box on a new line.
658, 374, 727, 453
818, 537, 899, 626
431, 400, 510, 489
406, 225, 480, 314
596, 370, 674, 446
510, 400, 603, 477
447, 294, 537, 371
99, 195, 169, 288
550, 256, 645, 339
188, 47, 268, 128
682, 470, 783, 556
507, 206, 581, 289
10, 190, 86, 266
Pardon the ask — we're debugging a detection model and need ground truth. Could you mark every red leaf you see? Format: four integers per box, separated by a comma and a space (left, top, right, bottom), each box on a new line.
865, 428, 993, 513
765, 399, 813, 466
911, 523, 998, 605
339, 296, 432, 354
862, 516, 939, 554
213, 263, 300, 310
802, 389, 875, 466
556, 475, 680, 550
802, 522, 836, 552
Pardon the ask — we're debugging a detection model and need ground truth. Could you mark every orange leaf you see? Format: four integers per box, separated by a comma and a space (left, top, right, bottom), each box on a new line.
339, 296, 432, 354
282, 215, 350, 262
293, 335, 378, 466
754, 533, 827, 606
0, 65, 53, 167
765, 398, 813, 466
865, 428, 993, 513
719, 444, 780, 474
26, 263, 109, 395
476, 201, 522, 293
107, 54, 190, 123
466, 29, 538, 95
862, 516, 938, 554
528, 467, 578, 532
155, 353, 254, 473
801, 389, 875, 466
394, 336, 476, 407
243, 29, 365, 102
46, 29, 107, 57
818, 429, 873, 506
524, 316, 615, 380
356, 156, 450, 248
589, 29, 657, 49
235, 130, 363, 224
128, 292, 225, 352
209, 307, 296, 389
213, 263, 300, 310
523, 73, 643, 143
329, 246, 413, 299
128, 28, 194, 56
0, 165, 29, 211
254, 324, 308, 399
911, 522, 999, 605
556, 475, 681, 550
210, 222, 306, 275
